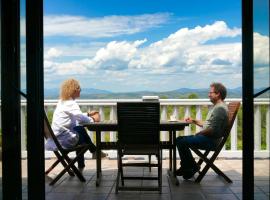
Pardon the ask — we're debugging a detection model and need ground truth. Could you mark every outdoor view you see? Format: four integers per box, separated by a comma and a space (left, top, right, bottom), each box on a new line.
0, 0, 269, 199
37, 0, 268, 150
19, 0, 268, 99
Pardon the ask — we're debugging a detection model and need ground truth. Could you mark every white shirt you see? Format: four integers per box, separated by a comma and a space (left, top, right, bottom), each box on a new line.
45, 99, 94, 151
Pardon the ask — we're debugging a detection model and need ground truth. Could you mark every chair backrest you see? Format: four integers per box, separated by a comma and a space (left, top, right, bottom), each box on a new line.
226, 101, 241, 135
217, 101, 241, 148
44, 111, 63, 150
117, 102, 160, 146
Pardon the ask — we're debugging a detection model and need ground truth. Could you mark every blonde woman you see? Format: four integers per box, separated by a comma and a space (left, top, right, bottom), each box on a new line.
45, 78, 106, 169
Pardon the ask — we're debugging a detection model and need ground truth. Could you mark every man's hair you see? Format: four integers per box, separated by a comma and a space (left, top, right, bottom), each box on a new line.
60, 78, 80, 100
210, 82, 227, 100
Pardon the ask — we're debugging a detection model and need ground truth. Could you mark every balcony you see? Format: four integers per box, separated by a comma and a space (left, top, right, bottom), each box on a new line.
20, 157, 269, 199
0, 98, 269, 199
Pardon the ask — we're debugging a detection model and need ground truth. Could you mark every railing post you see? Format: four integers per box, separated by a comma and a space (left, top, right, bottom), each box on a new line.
81, 105, 87, 112
21, 106, 26, 151
231, 115, 238, 151
172, 106, 180, 136
110, 106, 117, 142
172, 106, 179, 119
184, 106, 191, 135
99, 107, 106, 142
254, 105, 261, 150
0, 106, 2, 129
86, 105, 94, 142
195, 105, 202, 133
161, 105, 168, 141
266, 105, 270, 150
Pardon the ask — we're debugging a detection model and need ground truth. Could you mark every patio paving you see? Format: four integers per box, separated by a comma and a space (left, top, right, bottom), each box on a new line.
2, 158, 270, 200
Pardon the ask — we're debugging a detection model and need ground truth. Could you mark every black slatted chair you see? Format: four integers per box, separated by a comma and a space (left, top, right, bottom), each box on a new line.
190, 101, 241, 183
115, 102, 162, 193
44, 112, 90, 185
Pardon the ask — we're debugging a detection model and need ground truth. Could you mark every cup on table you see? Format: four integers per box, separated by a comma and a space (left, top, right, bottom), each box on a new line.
170, 115, 177, 121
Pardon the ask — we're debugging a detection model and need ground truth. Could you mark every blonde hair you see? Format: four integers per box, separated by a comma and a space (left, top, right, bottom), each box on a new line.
60, 78, 81, 100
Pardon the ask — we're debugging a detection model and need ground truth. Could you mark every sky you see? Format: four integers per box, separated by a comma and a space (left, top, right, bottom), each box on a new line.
21, 0, 269, 92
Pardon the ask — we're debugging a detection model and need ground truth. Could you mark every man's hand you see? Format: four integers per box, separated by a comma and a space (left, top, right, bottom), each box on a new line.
184, 117, 204, 127
184, 117, 194, 123
196, 128, 213, 137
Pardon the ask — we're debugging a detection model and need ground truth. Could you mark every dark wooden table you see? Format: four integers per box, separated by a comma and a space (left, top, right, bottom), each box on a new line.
84, 120, 189, 186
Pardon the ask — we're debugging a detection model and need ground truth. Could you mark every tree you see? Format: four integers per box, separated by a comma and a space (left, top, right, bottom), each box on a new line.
188, 93, 199, 99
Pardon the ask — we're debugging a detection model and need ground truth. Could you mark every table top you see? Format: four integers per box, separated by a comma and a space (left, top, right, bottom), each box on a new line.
83, 120, 190, 131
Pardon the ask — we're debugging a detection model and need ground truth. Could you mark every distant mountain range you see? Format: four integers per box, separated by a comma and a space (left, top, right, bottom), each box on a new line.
42, 87, 268, 99
44, 88, 112, 99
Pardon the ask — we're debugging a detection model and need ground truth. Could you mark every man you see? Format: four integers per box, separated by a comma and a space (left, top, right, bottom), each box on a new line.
176, 82, 229, 179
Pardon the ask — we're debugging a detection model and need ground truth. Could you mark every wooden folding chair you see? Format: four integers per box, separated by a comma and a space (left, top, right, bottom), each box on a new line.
115, 102, 162, 193
190, 101, 241, 183
44, 112, 90, 185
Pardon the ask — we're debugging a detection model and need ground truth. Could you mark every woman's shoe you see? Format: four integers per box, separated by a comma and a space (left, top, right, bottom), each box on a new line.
92, 151, 108, 159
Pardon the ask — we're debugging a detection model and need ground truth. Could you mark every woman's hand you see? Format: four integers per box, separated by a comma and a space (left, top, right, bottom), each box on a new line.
88, 111, 100, 122
88, 110, 99, 116
91, 113, 100, 122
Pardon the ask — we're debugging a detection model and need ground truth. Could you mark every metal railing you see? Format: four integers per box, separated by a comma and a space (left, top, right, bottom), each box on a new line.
0, 98, 269, 158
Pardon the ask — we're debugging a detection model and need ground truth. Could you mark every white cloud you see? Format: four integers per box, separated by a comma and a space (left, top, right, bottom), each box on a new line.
45, 42, 106, 58
91, 39, 146, 70
254, 32, 269, 67
44, 21, 243, 76
44, 48, 62, 59
44, 13, 171, 38
44, 21, 269, 90
130, 21, 241, 72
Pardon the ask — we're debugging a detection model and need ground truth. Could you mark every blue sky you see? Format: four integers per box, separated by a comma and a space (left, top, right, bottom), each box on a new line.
22, 0, 269, 92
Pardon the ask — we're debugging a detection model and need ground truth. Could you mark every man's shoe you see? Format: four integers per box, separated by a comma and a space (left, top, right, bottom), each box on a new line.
78, 163, 85, 170
78, 166, 85, 172
176, 164, 200, 177
92, 151, 108, 159
175, 167, 186, 176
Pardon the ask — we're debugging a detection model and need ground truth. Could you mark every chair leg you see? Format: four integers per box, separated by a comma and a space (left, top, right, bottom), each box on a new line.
195, 163, 210, 183
115, 169, 120, 194
54, 151, 75, 176
196, 150, 210, 167
119, 156, 124, 186
192, 148, 232, 183
195, 159, 214, 183
66, 150, 87, 181
148, 155, 152, 172
193, 151, 214, 183
213, 165, 232, 183
158, 153, 162, 194
45, 159, 60, 175
115, 153, 121, 194
50, 153, 86, 185
206, 161, 233, 183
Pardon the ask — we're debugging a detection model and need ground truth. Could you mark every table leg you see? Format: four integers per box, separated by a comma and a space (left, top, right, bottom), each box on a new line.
172, 130, 179, 185
169, 130, 172, 171
167, 130, 179, 185
96, 130, 101, 186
